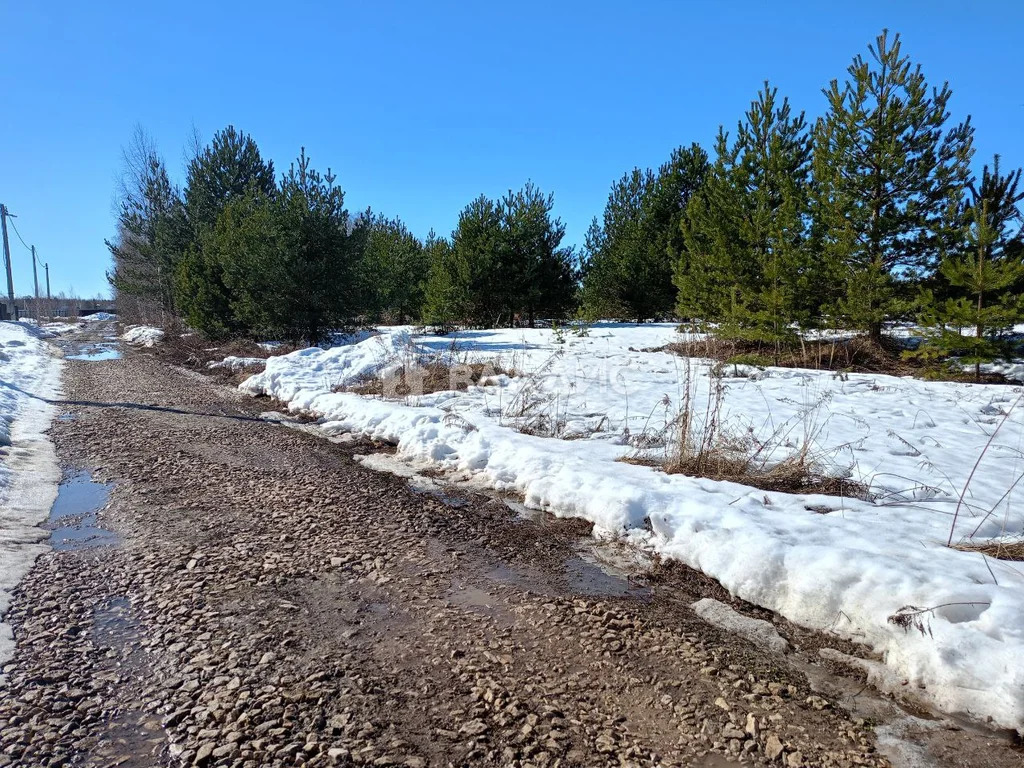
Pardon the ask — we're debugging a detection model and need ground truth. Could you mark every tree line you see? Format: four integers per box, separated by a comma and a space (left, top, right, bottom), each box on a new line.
107, 128, 574, 343
109, 30, 1024, 369
582, 30, 1023, 368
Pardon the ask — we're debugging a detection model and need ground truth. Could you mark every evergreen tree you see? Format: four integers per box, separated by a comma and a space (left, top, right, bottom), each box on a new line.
812, 30, 974, 342
184, 125, 276, 235
422, 231, 468, 331
917, 157, 1024, 379
677, 84, 816, 353
176, 126, 276, 334
106, 129, 186, 322
497, 182, 576, 326
583, 145, 708, 322
450, 194, 503, 326
206, 149, 355, 344
358, 214, 429, 322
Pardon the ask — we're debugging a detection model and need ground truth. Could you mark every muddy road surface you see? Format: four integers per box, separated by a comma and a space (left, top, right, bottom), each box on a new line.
0, 323, 1019, 768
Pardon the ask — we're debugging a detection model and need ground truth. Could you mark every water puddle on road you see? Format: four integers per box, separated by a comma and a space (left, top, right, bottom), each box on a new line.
92, 596, 139, 647
46, 470, 118, 550
67, 342, 122, 361
565, 549, 652, 600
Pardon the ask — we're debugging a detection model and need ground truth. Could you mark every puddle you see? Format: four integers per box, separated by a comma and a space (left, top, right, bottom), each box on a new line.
46, 470, 118, 550
502, 497, 548, 523
67, 342, 122, 361
56, 413, 76, 422
410, 480, 471, 508
565, 548, 652, 600
92, 596, 139, 647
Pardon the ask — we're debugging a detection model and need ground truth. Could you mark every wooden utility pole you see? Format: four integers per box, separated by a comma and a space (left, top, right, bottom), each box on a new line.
45, 262, 51, 299
32, 246, 39, 299
1, 204, 14, 302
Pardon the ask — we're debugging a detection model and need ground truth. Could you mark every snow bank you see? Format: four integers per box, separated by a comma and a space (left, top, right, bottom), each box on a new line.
208, 356, 266, 373
121, 325, 164, 347
82, 312, 116, 322
241, 330, 419, 400
239, 323, 1024, 731
0, 322, 62, 675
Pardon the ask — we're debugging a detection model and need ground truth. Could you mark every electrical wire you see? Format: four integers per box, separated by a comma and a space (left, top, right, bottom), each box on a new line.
6, 215, 32, 253
5, 214, 43, 266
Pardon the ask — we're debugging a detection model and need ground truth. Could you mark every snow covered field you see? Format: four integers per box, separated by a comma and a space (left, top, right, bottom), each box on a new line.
241, 323, 1024, 731
0, 322, 63, 674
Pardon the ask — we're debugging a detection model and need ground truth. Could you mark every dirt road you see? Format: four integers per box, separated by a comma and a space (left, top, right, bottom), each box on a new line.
0, 325, 1019, 767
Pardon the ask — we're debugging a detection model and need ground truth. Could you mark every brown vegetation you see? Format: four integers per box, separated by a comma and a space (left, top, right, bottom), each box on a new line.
338, 360, 513, 398
951, 540, 1024, 561
659, 334, 1014, 383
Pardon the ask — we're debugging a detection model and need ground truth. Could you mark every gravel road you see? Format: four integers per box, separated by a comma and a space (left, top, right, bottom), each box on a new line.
0, 324, 1019, 768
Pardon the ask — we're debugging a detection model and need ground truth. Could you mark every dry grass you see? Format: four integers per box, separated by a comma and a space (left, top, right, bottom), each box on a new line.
664, 451, 870, 498
621, 356, 872, 501
661, 333, 1015, 384
155, 329, 297, 383
662, 335, 916, 376
339, 360, 513, 398
951, 540, 1024, 561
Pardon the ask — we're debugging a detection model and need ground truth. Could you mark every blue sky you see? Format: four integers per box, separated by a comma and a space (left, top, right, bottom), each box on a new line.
2, 1, 1021, 298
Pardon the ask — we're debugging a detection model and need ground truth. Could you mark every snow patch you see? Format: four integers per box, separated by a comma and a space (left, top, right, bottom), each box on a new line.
208, 356, 266, 373
121, 325, 164, 347
0, 322, 62, 677
691, 598, 790, 654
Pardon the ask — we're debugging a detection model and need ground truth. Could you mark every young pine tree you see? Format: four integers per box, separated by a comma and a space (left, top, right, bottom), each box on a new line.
422, 231, 468, 331
497, 182, 576, 326
918, 157, 1024, 379
358, 214, 429, 323
813, 30, 974, 342
208, 149, 354, 344
678, 84, 815, 355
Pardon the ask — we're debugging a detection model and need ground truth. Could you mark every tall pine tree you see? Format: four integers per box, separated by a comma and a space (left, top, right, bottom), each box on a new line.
677, 84, 816, 353
812, 30, 974, 342
176, 126, 277, 335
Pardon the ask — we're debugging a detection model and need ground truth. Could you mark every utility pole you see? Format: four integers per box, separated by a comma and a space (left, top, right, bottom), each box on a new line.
1, 204, 14, 302
32, 246, 39, 299
31, 246, 40, 321
45, 262, 51, 300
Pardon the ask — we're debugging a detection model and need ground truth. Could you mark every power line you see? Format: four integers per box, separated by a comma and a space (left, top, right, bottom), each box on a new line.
6, 215, 32, 253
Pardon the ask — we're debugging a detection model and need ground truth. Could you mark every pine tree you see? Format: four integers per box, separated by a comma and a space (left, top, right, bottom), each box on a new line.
176, 126, 277, 334
422, 231, 468, 331
270, 149, 355, 344
358, 214, 429, 322
106, 129, 187, 322
205, 149, 355, 344
451, 194, 503, 327
497, 182, 576, 326
184, 126, 276, 235
677, 84, 815, 354
812, 30, 974, 342
917, 157, 1024, 379
583, 145, 708, 322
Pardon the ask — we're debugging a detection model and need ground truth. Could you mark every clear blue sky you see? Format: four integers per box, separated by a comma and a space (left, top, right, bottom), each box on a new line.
2, 1, 1021, 299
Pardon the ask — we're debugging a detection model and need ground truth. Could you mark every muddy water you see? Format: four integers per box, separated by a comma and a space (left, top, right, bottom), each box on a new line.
46, 470, 118, 550
66, 342, 121, 361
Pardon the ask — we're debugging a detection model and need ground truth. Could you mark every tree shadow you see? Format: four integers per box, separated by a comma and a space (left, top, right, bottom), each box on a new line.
0, 380, 271, 425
